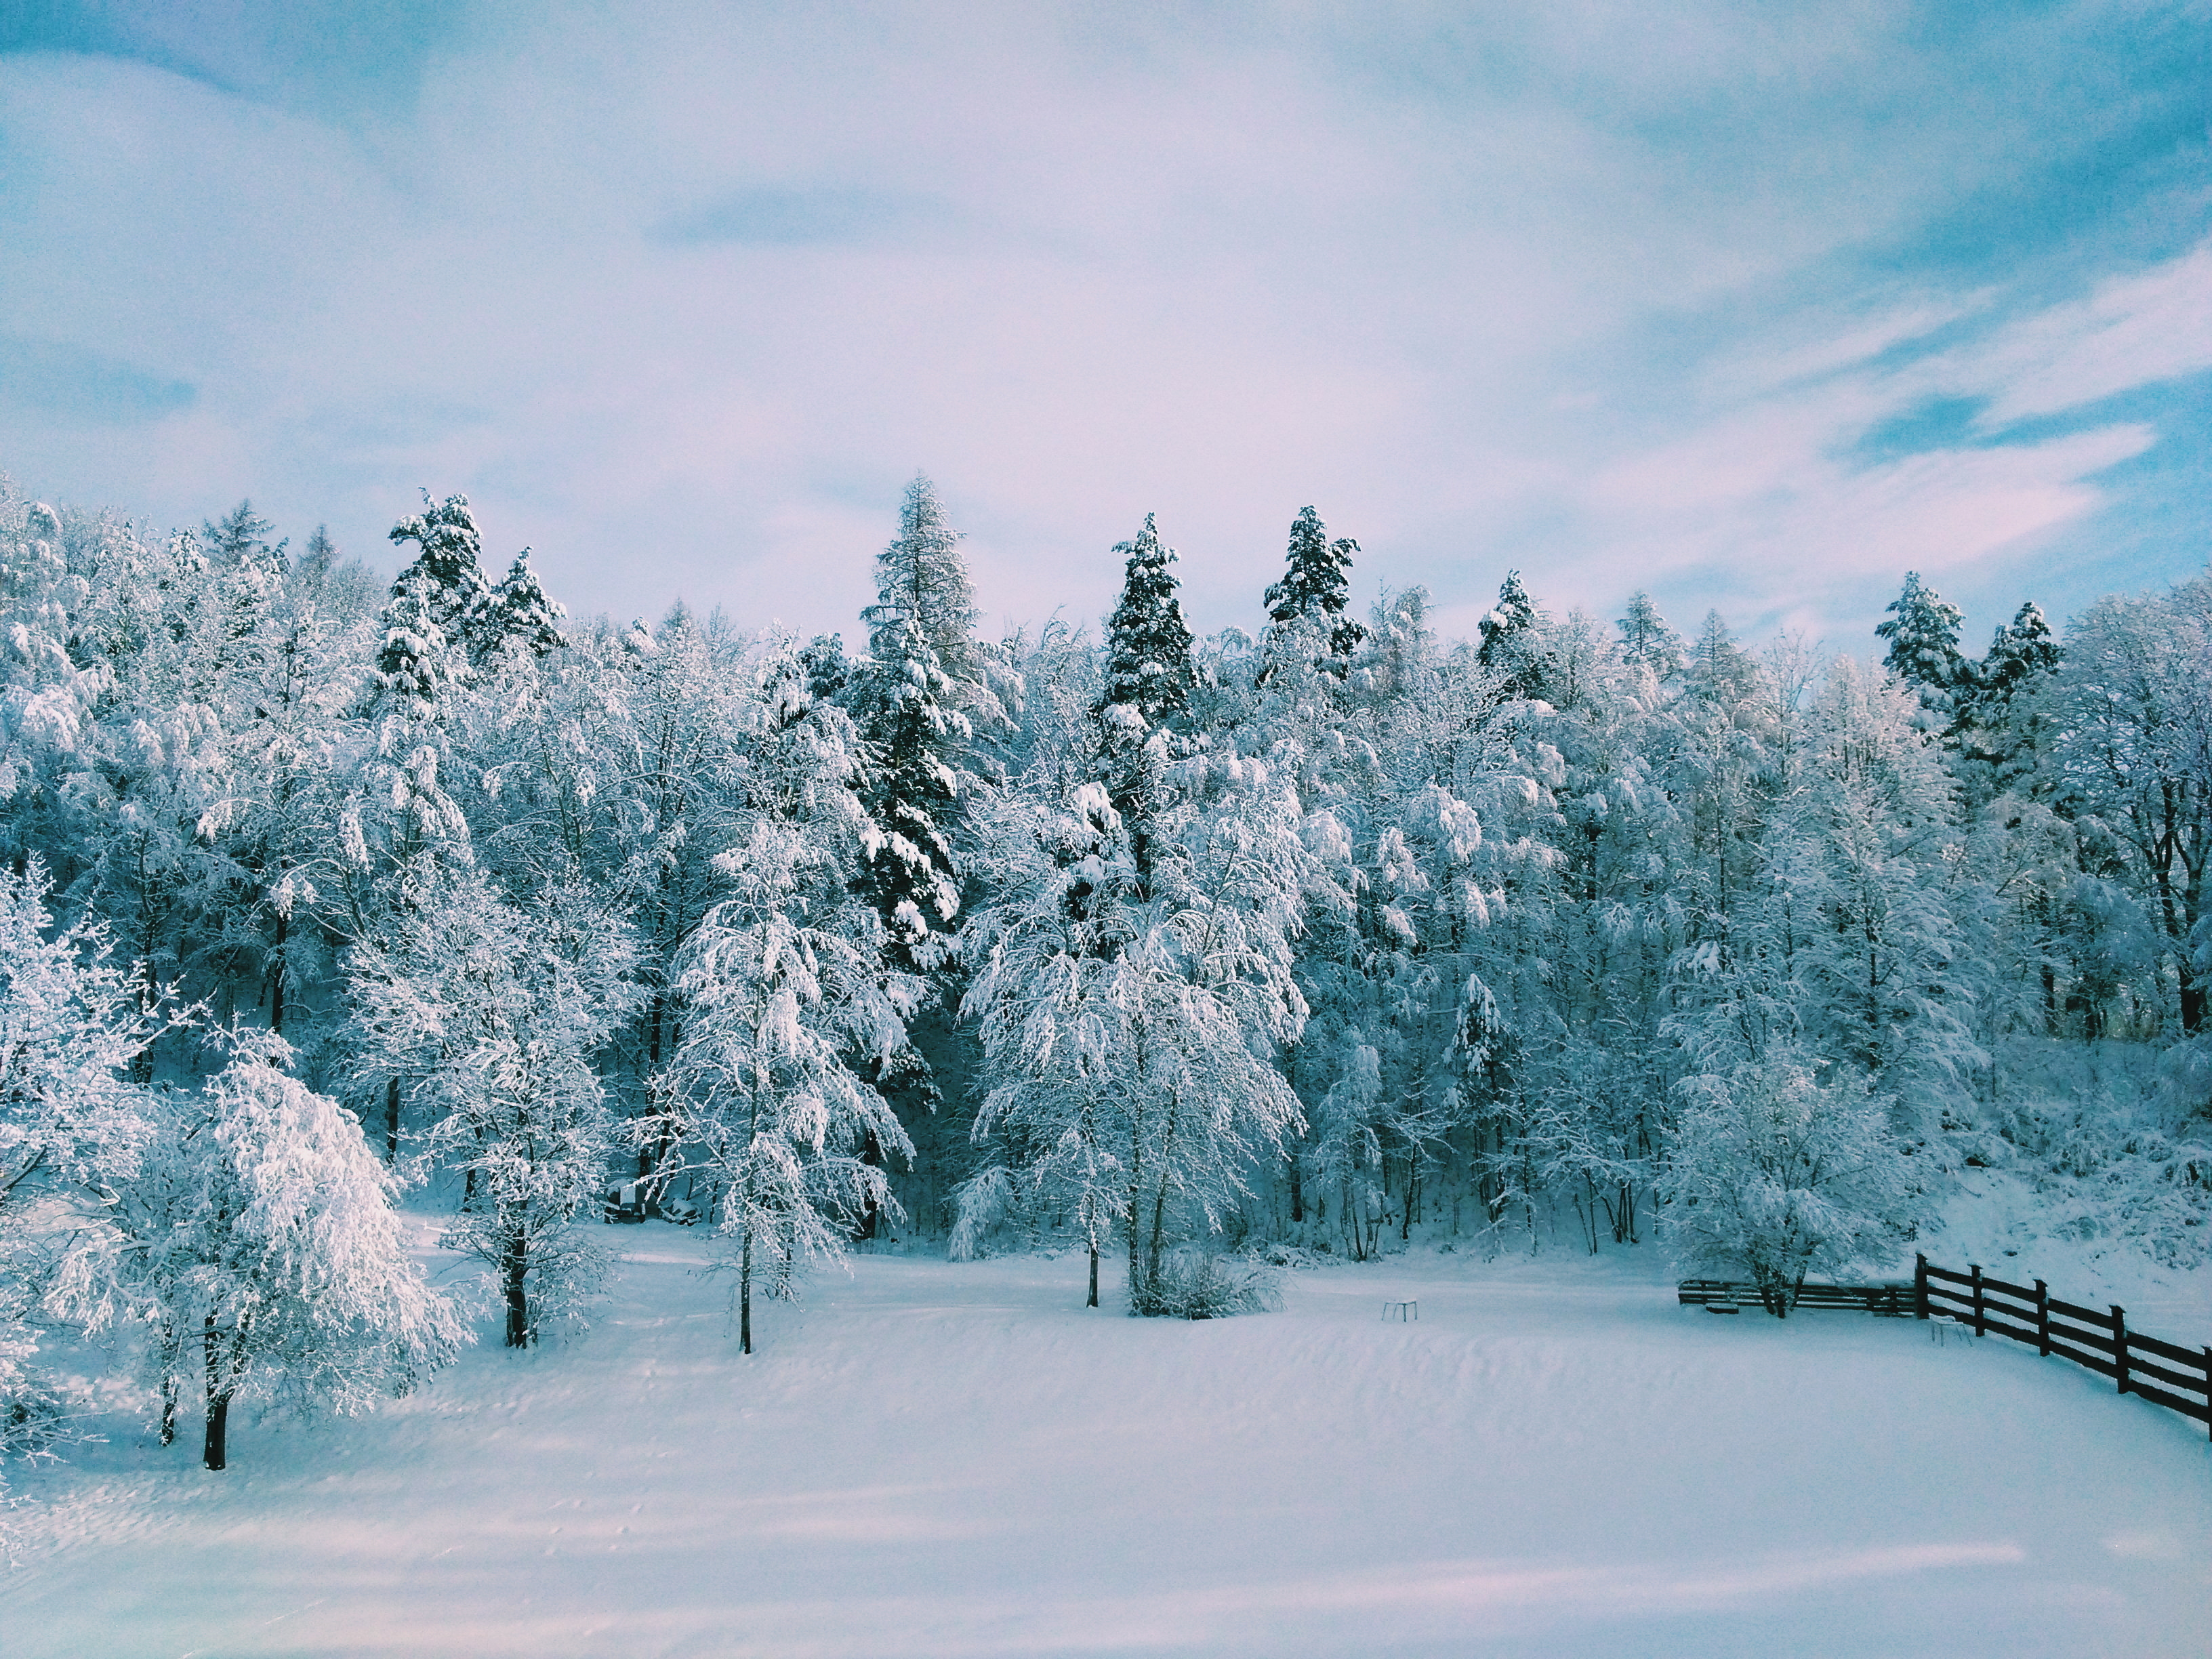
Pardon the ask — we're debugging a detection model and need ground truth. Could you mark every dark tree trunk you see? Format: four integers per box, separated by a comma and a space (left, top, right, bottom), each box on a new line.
1087, 1245, 1099, 1309
502, 1236, 531, 1349
739, 1230, 754, 1355
384, 1076, 401, 1163
1287, 1146, 1304, 1225
159, 1328, 179, 1448
268, 909, 287, 1037
202, 1317, 230, 1471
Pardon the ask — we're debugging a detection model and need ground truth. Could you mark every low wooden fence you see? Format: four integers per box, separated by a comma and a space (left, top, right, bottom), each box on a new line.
1913, 1254, 2211, 1441
1680, 1258, 2211, 1441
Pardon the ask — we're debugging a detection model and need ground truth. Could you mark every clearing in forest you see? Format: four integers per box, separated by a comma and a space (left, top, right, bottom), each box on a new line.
9, 1234, 2209, 1658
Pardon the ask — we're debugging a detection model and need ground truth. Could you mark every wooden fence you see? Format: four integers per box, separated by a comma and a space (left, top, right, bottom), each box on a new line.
1677, 1257, 2211, 1442
1914, 1254, 2211, 1441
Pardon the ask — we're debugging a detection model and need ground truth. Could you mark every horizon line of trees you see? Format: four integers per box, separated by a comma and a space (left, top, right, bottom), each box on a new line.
3, 467, 2208, 1476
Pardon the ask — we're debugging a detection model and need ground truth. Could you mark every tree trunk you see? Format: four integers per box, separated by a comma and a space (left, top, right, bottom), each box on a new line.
202, 1317, 230, 1471
1287, 1145, 1304, 1225
268, 908, 287, 1037
159, 1328, 179, 1448
384, 1076, 401, 1163
739, 1229, 754, 1355
1088, 1244, 1099, 1309
502, 1235, 531, 1349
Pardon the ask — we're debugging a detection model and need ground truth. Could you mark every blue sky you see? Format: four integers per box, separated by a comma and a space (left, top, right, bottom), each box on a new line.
2, 1, 2207, 655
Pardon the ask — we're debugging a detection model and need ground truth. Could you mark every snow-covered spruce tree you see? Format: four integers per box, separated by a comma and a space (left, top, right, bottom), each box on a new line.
645, 647, 918, 1351
848, 474, 1012, 970
386, 492, 495, 661
484, 550, 567, 660
345, 871, 641, 1346
1261, 506, 1366, 681
1660, 1050, 1922, 1316
1476, 571, 1548, 701
1875, 571, 1967, 730
1955, 600, 2062, 802
89, 1041, 467, 1469
0, 862, 160, 1481
1098, 514, 1197, 872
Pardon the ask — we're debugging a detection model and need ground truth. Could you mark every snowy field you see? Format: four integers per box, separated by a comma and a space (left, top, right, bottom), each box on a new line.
9, 1231, 2211, 1659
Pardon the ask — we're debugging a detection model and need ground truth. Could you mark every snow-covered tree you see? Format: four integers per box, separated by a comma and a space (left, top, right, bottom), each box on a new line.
849, 475, 1010, 968
966, 756, 1322, 1310
1262, 506, 1365, 680
485, 550, 567, 660
1477, 571, 1547, 701
640, 644, 918, 1348
1956, 599, 2062, 800
1616, 590, 1685, 680
1660, 1051, 1925, 1315
386, 493, 495, 659
0, 863, 161, 1486
1875, 571, 1967, 726
90, 1042, 467, 1467
345, 872, 640, 1345
2047, 578, 2212, 1040
647, 682, 917, 1345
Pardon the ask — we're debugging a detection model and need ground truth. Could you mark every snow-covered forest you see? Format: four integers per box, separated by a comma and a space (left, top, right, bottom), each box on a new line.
3, 469, 2209, 1486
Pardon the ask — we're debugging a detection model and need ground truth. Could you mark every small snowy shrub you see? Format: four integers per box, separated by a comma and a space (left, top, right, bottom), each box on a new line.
1660, 1052, 1925, 1316
1129, 1247, 1281, 1319
947, 1166, 1023, 1261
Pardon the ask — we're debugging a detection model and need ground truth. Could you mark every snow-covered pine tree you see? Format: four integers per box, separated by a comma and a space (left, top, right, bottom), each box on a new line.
92, 1042, 467, 1468
1262, 506, 1366, 680
1476, 571, 1547, 701
484, 550, 567, 659
1097, 514, 1196, 871
1956, 600, 2062, 798
352, 571, 475, 866
386, 493, 495, 659
203, 499, 287, 575
1875, 571, 1967, 726
1102, 514, 1195, 733
645, 648, 918, 1349
965, 752, 1322, 1310
849, 475, 1008, 968
2048, 579, 2212, 1040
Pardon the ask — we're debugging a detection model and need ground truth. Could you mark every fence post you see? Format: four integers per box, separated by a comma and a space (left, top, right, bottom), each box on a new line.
1971, 1265, 1985, 1338
2034, 1279, 2049, 1357
1914, 1253, 1929, 1320
2112, 1307, 2128, 1396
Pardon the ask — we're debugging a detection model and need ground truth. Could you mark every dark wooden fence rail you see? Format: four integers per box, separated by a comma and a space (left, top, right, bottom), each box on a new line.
1677, 1257, 2211, 1443
1914, 1254, 2212, 1441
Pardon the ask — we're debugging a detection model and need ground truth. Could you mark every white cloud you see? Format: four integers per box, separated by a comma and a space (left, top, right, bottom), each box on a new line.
0, 1, 2204, 652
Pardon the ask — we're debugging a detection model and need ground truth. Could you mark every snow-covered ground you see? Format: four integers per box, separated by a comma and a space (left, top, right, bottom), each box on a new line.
9, 1230, 2210, 1658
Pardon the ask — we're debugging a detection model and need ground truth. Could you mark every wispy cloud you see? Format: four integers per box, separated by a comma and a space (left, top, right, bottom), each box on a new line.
0, 0, 2203, 652
0, 335, 194, 424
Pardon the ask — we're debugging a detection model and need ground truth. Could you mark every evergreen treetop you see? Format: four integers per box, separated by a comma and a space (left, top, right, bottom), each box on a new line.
486, 550, 567, 658
1263, 506, 1366, 672
1101, 514, 1195, 727
388, 493, 495, 650
1875, 571, 1966, 703
863, 474, 983, 688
